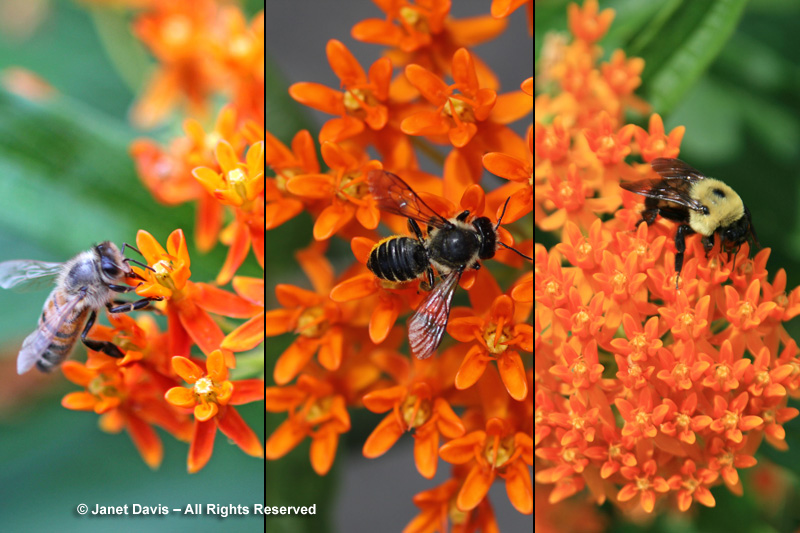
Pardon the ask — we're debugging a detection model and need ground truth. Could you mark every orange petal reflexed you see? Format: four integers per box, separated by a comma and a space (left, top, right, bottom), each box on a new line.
217, 406, 264, 457
313, 202, 354, 241
193, 167, 225, 195
363, 414, 405, 458
167, 228, 191, 269
176, 301, 225, 356
362, 385, 406, 412
187, 419, 217, 473
369, 297, 400, 343
264, 309, 297, 336
274, 337, 319, 385
440, 431, 485, 464
232, 276, 265, 306
230, 379, 266, 405
458, 465, 495, 511
455, 346, 488, 390
126, 414, 163, 470
310, 428, 338, 475
490, 91, 532, 124
505, 460, 534, 514
193, 283, 259, 318
319, 116, 365, 143
330, 273, 377, 301
318, 327, 343, 371
483, 152, 529, 182
401, 110, 449, 136
265, 418, 307, 459
414, 427, 439, 479
222, 313, 265, 351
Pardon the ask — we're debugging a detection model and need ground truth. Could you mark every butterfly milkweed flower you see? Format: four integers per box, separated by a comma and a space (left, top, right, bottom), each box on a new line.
165, 349, 264, 473
535, 0, 800, 522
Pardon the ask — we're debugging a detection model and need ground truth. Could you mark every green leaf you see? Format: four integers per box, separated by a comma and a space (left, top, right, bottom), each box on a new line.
630, 0, 749, 115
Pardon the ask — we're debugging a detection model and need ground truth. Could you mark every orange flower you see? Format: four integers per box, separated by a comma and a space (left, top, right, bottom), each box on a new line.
361, 354, 465, 479
404, 478, 499, 533
265, 374, 351, 475
221, 276, 264, 352
449, 295, 532, 400
285, 142, 381, 240
165, 350, 264, 473
290, 39, 392, 142
265, 129, 318, 230
134, 229, 257, 358
402, 48, 530, 148
193, 140, 265, 283
440, 418, 533, 514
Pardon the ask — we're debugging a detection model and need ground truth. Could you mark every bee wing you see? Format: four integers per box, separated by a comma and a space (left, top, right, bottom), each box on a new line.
650, 158, 707, 182
620, 178, 706, 212
408, 270, 461, 360
16, 290, 83, 374
368, 170, 450, 228
0, 260, 62, 291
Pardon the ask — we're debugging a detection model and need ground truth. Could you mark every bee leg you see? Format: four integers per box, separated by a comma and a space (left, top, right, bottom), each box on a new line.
80, 310, 124, 358
408, 219, 426, 242
107, 297, 162, 314
638, 209, 659, 226
701, 234, 715, 258
674, 224, 693, 288
456, 210, 470, 222
107, 283, 136, 293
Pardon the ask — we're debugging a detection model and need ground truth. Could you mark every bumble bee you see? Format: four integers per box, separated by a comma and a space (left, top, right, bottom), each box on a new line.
0, 242, 159, 374
367, 170, 532, 359
621, 158, 759, 288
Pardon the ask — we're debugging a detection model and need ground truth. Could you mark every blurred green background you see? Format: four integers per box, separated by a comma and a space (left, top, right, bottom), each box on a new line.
0, 1, 264, 531
536, 0, 800, 532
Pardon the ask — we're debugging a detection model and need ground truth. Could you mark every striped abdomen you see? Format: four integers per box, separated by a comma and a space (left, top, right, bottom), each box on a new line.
36, 291, 89, 372
367, 236, 429, 282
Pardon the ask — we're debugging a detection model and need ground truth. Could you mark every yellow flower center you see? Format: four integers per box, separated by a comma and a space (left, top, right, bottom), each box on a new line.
737, 302, 755, 321
675, 412, 690, 430
229, 35, 252, 59
715, 364, 731, 381
577, 241, 592, 260
401, 395, 431, 428
559, 183, 574, 199
443, 97, 474, 123
336, 173, 368, 201
399, 7, 429, 33
153, 259, 177, 292
612, 270, 627, 291
722, 410, 739, 429
88, 375, 117, 398
193, 376, 226, 406
484, 436, 515, 468
306, 396, 332, 425
296, 306, 329, 338
573, 309, 589, 329
483, 324, 511, 354
227, 167, 250, 202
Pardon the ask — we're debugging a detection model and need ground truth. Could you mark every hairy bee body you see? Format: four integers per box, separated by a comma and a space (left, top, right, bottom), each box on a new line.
35, 292, 91, 372
367, 236, 428, 283
0, 241, 158, 374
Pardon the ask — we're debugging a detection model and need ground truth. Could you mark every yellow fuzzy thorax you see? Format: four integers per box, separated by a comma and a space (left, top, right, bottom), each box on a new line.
687, 178, 744, 236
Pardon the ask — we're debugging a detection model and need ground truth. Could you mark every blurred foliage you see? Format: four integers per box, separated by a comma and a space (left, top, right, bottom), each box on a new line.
537, 0, 800, 531
0, 1, 264, 530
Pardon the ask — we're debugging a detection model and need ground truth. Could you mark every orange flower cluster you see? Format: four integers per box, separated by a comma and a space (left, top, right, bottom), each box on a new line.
56, 1, 266, 474
267, 1, 533, 530
535, 0, 800, 523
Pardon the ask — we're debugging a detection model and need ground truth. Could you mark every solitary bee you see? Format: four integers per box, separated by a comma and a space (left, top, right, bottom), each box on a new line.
367, 170, 532, 359
0, 242, 159, 374
621, 158, 759, 288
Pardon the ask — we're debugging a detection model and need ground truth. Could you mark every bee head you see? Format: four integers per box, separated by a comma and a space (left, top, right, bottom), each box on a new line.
472, 217, 497, 259
720, 207, 758, 250
95, 241, 124, 280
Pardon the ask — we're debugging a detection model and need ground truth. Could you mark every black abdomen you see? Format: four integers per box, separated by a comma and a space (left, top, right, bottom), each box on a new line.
367, 237, 428, 282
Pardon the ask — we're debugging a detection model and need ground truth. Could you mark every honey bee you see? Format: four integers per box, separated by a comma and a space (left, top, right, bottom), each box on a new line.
0, 242, 159, 374
367, 170, 532, 359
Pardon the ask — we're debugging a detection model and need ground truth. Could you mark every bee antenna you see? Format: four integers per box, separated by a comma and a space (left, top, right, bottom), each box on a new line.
123, 257, 156, 272
498, 241, 533, 261
121, 242, 144, 257
494, 197, 513, 231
